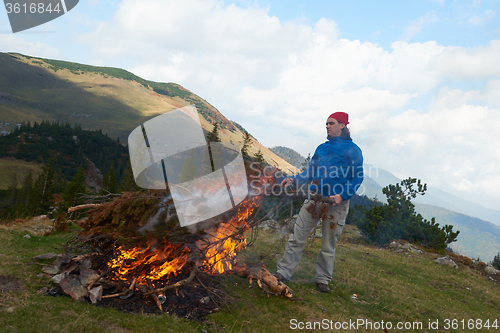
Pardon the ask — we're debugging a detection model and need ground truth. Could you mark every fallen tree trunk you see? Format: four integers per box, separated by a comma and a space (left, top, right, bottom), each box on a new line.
68, 203, 102, 213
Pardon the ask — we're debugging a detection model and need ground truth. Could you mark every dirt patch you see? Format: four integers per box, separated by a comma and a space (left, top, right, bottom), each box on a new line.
1, 216, 54, 235
0, 275, 23, 293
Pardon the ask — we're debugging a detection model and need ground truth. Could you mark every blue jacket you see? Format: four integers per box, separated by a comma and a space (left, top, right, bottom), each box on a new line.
292, 136, 364, 201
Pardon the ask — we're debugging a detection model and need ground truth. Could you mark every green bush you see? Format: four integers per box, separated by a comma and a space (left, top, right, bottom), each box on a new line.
357, 177, 460, 251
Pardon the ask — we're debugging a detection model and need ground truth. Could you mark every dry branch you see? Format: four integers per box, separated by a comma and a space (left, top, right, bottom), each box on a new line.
68, 203, 102, 213
145, 266, 198, 295
101, 276, 137, 299
147, 280, 163, 311
237, 266, 293, 298
86, 267, 116, 290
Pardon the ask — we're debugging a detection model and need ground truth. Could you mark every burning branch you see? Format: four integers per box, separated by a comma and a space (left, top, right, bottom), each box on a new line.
145, 265, 198, 295
38, 165, 308, 314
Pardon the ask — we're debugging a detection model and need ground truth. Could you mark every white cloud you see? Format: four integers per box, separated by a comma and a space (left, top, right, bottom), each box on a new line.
467, 10, 495, 25
430, 40, 500, 79
77, 0, 500, 209
0, 35, 60, 58
401, 11, 438, 42
363, 86, 500, 208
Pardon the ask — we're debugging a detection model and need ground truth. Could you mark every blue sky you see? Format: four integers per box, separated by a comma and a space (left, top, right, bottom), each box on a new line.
260, 0, 500, 47
1, 0, 500, 211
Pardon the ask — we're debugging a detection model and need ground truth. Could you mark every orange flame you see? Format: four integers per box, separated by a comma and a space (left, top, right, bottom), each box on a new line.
199, 195, 262, 274
108, 240, 189, 284
108, 168, 273, 280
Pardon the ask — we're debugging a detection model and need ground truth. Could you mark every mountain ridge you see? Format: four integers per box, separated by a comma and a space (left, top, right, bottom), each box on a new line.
0, 52, 296, 173
269, 146, 306, 169
416, 202, 500, 262
363, 163, 500, 227
362, 166, 500, 262
2, 52, 498, 262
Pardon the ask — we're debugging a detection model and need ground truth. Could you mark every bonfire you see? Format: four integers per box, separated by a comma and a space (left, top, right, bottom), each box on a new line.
36, 165, 294, 319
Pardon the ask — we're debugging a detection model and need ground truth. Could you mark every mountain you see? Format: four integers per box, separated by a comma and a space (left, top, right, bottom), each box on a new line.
0, 121, 129, 192
269, 146, 306, 169
362, 164, 500, 262
3, 52, 497, 261
364, 164, 500, 227
414, 187, 500, 227
0, 52, 295, 173
416, 203, 500, 262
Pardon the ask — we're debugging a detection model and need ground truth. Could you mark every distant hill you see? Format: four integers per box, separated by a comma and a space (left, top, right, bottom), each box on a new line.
363, 164, 500, 227
362, 164, 500, 262
0, 52, 295, 173
416, 203, 500, 263
0, 121, 129, 191
269, 146, 306, 170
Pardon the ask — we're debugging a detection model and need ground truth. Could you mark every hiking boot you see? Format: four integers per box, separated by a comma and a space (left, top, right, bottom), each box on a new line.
273, 272, 289, 282
315, 282, 330, 293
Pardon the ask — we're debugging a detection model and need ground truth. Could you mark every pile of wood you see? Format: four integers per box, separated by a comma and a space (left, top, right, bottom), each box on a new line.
36, 188, 293, 316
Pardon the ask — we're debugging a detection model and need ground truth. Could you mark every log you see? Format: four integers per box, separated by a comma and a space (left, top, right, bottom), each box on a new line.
68, 203, 102, 213
236, 266, 293, 298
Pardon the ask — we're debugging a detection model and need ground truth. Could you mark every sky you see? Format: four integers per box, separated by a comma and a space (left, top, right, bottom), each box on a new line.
1, 0, 500, 210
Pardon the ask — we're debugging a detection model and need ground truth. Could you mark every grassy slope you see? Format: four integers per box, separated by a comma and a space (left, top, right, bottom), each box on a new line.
0, 53, 188, 142
0, 158, 43, 189
1, 223, 499, 333
0, 53, 295, 173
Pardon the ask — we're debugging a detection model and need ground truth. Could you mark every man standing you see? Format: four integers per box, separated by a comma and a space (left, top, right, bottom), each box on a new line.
275, 112, 364, 293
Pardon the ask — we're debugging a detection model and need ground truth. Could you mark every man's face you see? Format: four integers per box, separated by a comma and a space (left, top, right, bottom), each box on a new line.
326, 117, 345, 138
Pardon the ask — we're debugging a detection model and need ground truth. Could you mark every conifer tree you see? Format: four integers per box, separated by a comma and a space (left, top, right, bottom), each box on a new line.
241, 131, 252, 157
357, 177, 460, 250
301, 153, 311, 172
207, 122, 221, 143
493, 252, 500, 270
21, 170, 33, 207
7, 173, 18, 207
59, 166, 86, 214
30, 160, 55, 215
254, 149, 265, 163
100, 163, 117, 195
119, 160, 140, 192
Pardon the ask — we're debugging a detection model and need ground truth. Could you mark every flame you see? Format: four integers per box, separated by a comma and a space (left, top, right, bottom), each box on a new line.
199, 195, 262, 274
107, 165, 275, 280
108, 239, 189, 284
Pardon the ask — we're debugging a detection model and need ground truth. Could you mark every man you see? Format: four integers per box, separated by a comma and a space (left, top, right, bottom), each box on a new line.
275, 112, 364, 293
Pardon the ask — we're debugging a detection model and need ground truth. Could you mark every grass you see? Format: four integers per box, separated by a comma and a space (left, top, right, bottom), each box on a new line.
0, 158, 43, 190
1, 222, 499, 332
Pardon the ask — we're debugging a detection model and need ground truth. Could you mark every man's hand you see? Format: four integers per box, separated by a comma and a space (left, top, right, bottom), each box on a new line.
329, 194, 343, 206
280, 178, 293, 189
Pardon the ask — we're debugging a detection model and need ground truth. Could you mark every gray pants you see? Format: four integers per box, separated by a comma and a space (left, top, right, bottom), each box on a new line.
276, 199, 349, 284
